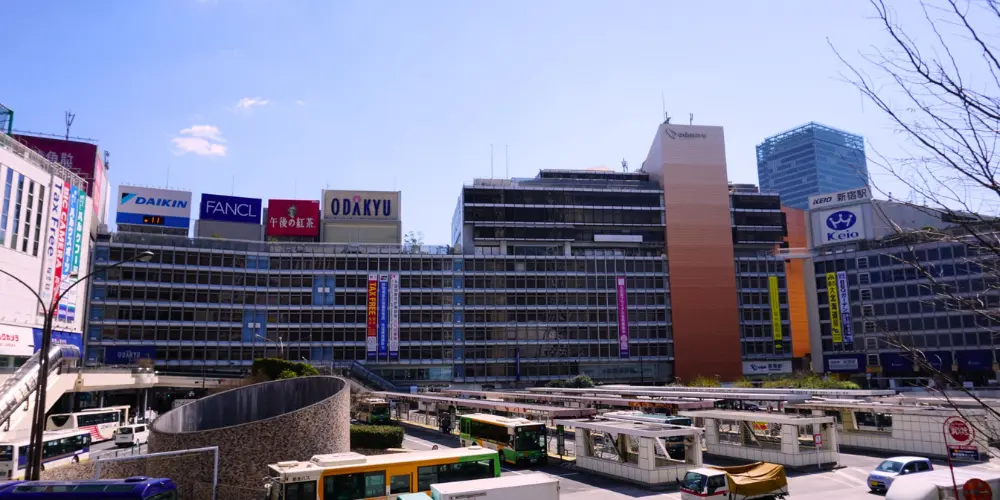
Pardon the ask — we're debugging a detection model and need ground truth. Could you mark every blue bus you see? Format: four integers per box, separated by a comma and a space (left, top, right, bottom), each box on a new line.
0, 477, 177, 499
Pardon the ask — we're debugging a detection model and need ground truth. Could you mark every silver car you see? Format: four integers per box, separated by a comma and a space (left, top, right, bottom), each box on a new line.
868, 456, 933, 492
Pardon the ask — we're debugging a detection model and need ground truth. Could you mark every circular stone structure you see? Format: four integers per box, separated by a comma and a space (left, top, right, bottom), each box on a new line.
149, 376, 350, 489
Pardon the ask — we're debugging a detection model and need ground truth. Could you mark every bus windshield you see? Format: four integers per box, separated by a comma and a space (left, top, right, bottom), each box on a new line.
371, 404, 389, 416
0, 446, 11, 462
514, 426, 546, 451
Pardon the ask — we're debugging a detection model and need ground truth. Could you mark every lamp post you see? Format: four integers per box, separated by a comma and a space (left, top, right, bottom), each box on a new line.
255, 334, 285, 360
0, 250, 154, 480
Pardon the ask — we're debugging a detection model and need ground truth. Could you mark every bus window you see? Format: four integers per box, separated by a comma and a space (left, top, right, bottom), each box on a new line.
514, 426, 546, 451
284, 481, 315, 500
49, 416, 71, 427
389, 474, 410, 494
0, 447, 11, 463
323, 471, 385, 500
417, 460, 494, 491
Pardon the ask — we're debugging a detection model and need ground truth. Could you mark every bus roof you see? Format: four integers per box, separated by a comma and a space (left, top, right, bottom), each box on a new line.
268, 447, 499, 483
459, 413, 542, 427
0, 477, 175, 497
48, 406, 129, 417
431, 472, 558, 494
0, 429, 90, 446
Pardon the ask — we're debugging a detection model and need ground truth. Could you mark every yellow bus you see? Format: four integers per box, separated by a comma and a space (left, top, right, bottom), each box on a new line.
264, 446, 500, 500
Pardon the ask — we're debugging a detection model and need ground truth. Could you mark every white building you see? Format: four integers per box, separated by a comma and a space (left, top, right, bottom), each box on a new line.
0, 133, 93, 367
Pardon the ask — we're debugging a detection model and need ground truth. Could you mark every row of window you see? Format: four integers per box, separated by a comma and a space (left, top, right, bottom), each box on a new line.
462, 188, 662, 208
814, 245, 975, 274
464, 206, 663, 225
0, 166, 44, 256
471, 226, 666, 243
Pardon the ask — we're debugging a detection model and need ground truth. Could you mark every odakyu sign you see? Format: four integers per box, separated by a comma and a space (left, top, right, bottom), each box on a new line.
322, 190, 400, 221
199, 193, 262, 224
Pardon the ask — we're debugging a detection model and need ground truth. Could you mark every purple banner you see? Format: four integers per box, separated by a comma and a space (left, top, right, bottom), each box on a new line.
616, 276, 630, 358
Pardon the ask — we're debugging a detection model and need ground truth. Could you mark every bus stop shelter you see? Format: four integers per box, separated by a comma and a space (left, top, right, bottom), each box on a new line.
372, 391, 595, 426
440, 389, 716, 414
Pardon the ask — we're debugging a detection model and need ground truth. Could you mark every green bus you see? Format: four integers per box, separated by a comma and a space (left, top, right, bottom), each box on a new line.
356, 397, 391, 425
458, 413, 547, 465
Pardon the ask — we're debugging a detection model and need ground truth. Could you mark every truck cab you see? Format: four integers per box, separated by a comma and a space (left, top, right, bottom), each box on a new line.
681, 469, 730, 499
680, 463, 788, 500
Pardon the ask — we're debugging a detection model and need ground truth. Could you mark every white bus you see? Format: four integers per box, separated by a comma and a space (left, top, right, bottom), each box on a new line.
0, 429, 92, 479
46, 406, 130, 442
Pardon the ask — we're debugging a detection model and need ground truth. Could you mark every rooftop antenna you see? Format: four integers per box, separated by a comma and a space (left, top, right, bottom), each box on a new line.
689, 113, 694, 126
166, 164, 171, 188
231, 175, 235, 195
490, 144, 494, 179
621, 158, 628, 173
64, 111, 75, 140
505, 144, 509, 179
660, 92, 667, 124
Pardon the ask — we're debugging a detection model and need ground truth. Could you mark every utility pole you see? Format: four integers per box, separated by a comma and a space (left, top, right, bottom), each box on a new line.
64, 111, 75, 140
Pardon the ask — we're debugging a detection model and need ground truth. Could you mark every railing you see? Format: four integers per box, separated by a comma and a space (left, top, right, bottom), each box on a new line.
330, 361, 402, 392
107, 232, 458, 256
0, 132, 87, 190
91, 443, 148, 461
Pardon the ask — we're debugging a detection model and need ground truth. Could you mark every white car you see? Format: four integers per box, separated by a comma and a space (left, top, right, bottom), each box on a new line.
868, 456, 933, 492
113, 423, 149, 448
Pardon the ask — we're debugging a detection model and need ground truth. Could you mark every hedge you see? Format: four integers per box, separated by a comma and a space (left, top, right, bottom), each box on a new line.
351, 424, 404, 450
252, 358, 320, 380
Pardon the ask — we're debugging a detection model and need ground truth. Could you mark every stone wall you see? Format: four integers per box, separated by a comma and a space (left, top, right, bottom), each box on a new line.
41, 450, 217, 499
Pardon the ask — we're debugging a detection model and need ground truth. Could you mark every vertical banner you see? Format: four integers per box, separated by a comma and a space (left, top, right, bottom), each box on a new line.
388, 273, 400, 360
616, 276, 630, 359
72, 187, 86, 273
826, 272, 843, 344
515, 347, 521, 382
836, 271, 853, 344
50, 181, 71, 319
38, 177, 65, 315
768, 276, 783, 350
59, 185, 79, 323
366, 274, 378, 360
377, 274, 389, 360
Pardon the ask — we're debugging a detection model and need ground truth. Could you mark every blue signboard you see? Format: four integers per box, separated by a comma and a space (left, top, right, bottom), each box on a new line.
104, 346, 157, 365
199, 193, 262, 224
32, 329, 83, 355
880, 352, 913, 372
377, 275, 389, 360
957, 350, 992, 372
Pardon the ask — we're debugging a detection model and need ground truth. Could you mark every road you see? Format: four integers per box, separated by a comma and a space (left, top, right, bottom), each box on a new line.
401, 424, 1000, 500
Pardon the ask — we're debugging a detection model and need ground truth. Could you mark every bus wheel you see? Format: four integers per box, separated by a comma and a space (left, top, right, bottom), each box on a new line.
72, 456, 79, 464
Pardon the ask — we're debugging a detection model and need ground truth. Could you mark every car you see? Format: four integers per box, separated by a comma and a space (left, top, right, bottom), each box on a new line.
113, 423, 149, 448
868, 456, 933, 492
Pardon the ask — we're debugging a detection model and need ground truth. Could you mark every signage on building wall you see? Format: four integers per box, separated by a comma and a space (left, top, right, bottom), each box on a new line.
322, 190, 400, 221
826, 356, 861, 372
72, 187, 86, 274
366, 274, 378, 360
0, 326, 34, 357
389, 273, 400, 360
663, 128, 707, 140
58, 185, 80, 324
742, 361, 792, 375
815, 205, 866, 246
200, 193, 262, 224
377, 274, 389, 360
265, 199, 320, 236
836, 271, 854, 344
104, 346, 156, 365
826, 272, 843, 343
32, 329, 82, 355
616, 276, 630, 359
38, 177, 65, 315
808, 186, 871, 211
49, 181, 70, 317
116, 186, 192, 229
768, 276, 783, 349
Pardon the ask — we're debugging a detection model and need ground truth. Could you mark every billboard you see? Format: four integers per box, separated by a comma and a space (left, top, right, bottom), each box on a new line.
616, 276, 629, 359
768, 276, 783, 349
92, 152, 107, 226
366, 274, 378, 360
808, 186, 871, 211
33, 329, 83, 355
322, 190, 400, 221
11, 135, 99, 195
389, 273, 400, 360
49, 181, 70, 317
38, 177, 66, 314
826, 272, 843, 344
72, 187, 85, 273
377, 274, 389, 360
0, 325, 34, 357
836, 271, 854, 344
116, 186, 192, 229
200, 193, 262, 224
104, 346, 156, 365
814, 205, 866, 246
265, 199, 320, 236
58, 185, 80, 323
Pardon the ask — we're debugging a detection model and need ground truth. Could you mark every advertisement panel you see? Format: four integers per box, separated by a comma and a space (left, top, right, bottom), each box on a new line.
366, 274, 378, 360
826, 272, 843, 343
92, 153, 106, 225
808, 186, 871, 211
38, 177, 65, 315
768, 276, 783, 349
743, 361, 793, 375
11, 134, 99, 193
377, 274, 389, 360
32, 329, 82, 355
265, 199, 320, 236
836, 271, 854, 344
322, 190, 400, 221
389, 273, 400, 360
72, 187, 86, 272
616, 276, 630, 359
58, 185, 79, 323
104, 346, 156, 365
814, 205, 866, 246
200, 193, 262, 224
116, 186, 192, 229
50, 181, 71, 317
826, 355, 864, 373
0, 325, 35, 357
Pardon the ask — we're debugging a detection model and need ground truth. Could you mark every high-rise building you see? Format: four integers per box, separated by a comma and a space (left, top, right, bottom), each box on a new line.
756, 122, 868, 210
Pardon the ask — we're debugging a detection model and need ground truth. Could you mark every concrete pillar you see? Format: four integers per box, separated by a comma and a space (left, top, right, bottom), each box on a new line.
704, 418, 719, 445
638, 437, 654, 470
780, 424, 800, 455
688, 434, 704, 466
577, 430, 591, 458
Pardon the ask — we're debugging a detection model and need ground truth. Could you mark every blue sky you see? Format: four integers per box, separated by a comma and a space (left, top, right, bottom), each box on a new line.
3, 0, 929, 243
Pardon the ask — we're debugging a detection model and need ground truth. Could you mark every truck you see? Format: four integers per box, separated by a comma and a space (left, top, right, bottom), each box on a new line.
431, 472, 559, 500
680, 463, 789, 500
886, 469, 1000, 500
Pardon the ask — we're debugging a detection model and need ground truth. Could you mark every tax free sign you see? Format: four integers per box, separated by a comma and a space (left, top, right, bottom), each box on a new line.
199, 193, 262, 224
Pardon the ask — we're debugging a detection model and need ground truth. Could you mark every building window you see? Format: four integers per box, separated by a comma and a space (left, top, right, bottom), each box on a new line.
0, 167, 11, 246
31, 186, 44, 256
9, 174, 24, 250
21, 181, 34, 253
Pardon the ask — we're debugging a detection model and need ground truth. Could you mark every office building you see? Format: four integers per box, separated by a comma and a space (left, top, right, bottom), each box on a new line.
756, 122, 868, 210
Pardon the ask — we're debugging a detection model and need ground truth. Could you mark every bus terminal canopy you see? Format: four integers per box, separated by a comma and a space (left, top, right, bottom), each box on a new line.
439, 389, 717, 410
372, 391, 597, 419
602, 385, 896, 399
553, 417, 703, 439
526, 387, 811, 404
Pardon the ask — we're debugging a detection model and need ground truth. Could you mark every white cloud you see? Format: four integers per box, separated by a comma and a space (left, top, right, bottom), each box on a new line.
172, 125, 227, 156
295, 100, 306, 106
236, 97, 269, 110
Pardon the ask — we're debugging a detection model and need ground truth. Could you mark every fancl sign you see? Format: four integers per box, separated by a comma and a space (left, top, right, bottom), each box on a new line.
322, 190, 401, 221
199, 193, 262, 224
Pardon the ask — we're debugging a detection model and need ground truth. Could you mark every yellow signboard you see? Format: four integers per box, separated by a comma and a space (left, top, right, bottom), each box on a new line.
826, 272, 842, 343
768, 276, 783, 348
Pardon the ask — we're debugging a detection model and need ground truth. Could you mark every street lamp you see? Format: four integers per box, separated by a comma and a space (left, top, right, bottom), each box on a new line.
255, 333, 285, 359
0, 250, 154, 480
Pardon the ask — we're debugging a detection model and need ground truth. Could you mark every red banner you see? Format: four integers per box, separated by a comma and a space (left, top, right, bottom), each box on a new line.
12, 135, 99, 196
366, 274, 378, 360
265, 199, 320, 236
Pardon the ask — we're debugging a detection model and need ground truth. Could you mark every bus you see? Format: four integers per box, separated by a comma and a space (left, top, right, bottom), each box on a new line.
355, 398, 391, 425
0, 429, 92, 479
46, 406, 130, 442
264, 446, 500, 500
458, 414, 547, 465
0, 477, 177, 499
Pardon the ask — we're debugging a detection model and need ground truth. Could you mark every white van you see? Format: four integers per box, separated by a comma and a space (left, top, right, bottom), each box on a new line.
114, 423, 149, 447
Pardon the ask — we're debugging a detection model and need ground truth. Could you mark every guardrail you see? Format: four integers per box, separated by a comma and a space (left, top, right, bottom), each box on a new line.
91, 443, 148, 461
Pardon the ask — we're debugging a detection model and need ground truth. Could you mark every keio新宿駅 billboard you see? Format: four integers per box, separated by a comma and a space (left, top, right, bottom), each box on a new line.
264, 199, 320, 236
322, 190, 400, 221
116, 186, 192, 229
813, 204, 867, 247
200, 193, 262, 224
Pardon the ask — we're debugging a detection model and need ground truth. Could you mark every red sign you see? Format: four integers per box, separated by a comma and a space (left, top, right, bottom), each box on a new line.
265, 199, 320, 236
963, 478, 992, 500
12, 135, 100, 196
945, 416, 974, 445
366, 274, 378, 359
814, 434, 822, 446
